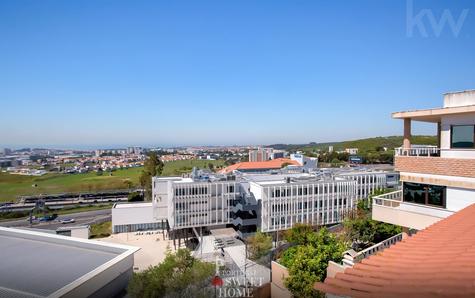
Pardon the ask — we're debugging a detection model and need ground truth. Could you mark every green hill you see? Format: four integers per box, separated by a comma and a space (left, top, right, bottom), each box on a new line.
269, 135, 437, 154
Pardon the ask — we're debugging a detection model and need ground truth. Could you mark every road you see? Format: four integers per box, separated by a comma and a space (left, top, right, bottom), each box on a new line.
0, 209, 111, 230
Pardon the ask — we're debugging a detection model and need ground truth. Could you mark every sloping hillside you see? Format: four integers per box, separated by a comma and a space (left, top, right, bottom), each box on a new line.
269, 135, 437, 153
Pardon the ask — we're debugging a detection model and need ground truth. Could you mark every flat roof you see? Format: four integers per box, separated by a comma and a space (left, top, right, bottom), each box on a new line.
114, 202, 153, 209
0, 227, 138, 298
392, 104, 475, 122
315, 203, 475, 297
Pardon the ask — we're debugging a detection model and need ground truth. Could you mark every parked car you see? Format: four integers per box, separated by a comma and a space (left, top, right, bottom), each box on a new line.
59, 218, 75, 224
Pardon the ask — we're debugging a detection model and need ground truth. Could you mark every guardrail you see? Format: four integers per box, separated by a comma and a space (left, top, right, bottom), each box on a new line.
373, 190, 402, 208
395, 146, 440, 157
343, 232, 404, 266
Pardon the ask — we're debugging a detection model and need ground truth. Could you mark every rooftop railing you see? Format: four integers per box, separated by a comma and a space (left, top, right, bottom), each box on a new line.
372, 190, 402, 208
395, 146, 440, 157
343, 232, 404, 266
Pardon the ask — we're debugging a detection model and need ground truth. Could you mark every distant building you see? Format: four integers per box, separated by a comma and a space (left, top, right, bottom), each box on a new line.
271, 150, 286, 159
2, 148, 12, 156
345, 148, 359, 155
249, 148, 273, 162
219, 158, 301, 174
328, 146, 334, 153
128, 146, 143, 155
290, 153, 318, 169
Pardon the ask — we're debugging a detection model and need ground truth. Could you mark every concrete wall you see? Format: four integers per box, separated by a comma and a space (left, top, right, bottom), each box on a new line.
444, 90, 475, 108
372, 203, 451, 230
270, 261, 292, 298
70, 226, 90, 239
446, 187, 475, 211
60, 254, 134, 298
112, 203, 156, 227
440, 113, 475, 159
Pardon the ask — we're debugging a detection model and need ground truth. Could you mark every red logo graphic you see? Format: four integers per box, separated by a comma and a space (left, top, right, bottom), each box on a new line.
211, 275, 224, 287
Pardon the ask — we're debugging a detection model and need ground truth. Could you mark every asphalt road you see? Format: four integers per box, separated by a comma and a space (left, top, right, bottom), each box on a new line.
0, 209, 111, 230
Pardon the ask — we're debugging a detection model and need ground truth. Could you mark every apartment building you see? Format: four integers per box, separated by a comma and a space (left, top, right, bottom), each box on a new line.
249, 147, 273, 162
373, 90, 475, 230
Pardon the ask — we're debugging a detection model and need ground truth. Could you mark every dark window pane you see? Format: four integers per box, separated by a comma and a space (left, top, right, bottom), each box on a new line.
403, 182, 425, 204
452, 125, 474, 148
427, 185, 445, 206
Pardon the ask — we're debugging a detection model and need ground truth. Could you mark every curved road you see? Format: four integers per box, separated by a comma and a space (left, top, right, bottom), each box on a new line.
0, 209, 111, 230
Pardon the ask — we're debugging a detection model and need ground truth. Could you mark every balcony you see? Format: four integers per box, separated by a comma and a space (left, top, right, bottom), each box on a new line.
395, 145, 440, 157
394, 146, 475, 182
372, 190, 454, 230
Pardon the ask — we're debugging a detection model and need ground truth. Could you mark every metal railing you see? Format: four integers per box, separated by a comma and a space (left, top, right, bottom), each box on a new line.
395, 146, 440, 157
343, 232, 404, 266
373, 190, 402, 208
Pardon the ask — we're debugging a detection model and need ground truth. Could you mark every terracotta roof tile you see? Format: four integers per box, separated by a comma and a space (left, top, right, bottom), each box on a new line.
314, 203, 475, 297
219, 158, 300, 174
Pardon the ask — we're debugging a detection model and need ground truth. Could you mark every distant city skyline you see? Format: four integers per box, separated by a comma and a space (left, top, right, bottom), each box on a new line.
1, 0, 474, 148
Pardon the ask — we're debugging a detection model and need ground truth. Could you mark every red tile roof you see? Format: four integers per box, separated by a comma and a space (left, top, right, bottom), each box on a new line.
315, 203, 475, 298
219, 158, 301, 174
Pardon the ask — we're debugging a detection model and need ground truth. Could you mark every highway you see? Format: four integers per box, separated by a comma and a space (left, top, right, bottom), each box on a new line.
0, 209, 111, 230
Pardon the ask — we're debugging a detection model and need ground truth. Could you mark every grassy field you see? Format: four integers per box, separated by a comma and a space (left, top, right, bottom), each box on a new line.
89, 221, 112, 239
0, 159, 225, 202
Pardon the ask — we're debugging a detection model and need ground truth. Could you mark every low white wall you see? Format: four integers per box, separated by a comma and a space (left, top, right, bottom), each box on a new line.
446, 187, 475, 212
112, 203, 156, 227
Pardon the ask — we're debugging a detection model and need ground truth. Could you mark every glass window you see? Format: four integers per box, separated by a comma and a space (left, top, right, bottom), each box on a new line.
451, 125, 475, 148
427, 185, 445, 206
403, 182, 445, 207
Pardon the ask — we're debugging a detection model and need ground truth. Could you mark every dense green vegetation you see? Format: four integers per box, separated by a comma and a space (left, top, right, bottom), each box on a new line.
128, 248, 215, 298
279, 225, 347, 297
0, 159, 225, 202
89, 221, 112, 239
247, 231, 273, 261
278, 189, 403, 297
270, 135, 437, 164
344, 189, 402, 251
270, 135, 437, 153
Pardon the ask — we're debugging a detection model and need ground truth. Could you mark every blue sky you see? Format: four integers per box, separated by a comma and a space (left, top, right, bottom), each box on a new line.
1, 0, 475, 149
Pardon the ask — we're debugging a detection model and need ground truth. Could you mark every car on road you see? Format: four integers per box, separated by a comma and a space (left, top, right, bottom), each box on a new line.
58, 218, 75, 224
39, 214, 58, 222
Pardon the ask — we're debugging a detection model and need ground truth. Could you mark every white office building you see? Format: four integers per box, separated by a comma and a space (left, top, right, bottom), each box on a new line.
112, 163, 397, 235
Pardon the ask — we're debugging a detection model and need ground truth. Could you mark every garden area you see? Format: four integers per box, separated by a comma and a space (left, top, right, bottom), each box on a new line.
275, 190, 402, 297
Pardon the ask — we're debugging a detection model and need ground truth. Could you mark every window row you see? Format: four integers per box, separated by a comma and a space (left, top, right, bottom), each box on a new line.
269, 185, 353, 198
175, 187, 209, 196
270, 198, 349, 212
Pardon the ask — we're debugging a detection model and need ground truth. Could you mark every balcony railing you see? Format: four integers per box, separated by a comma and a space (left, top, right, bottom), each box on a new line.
395, 146, 440, 157
342, 232, 404, 266
373, 190, 402, 208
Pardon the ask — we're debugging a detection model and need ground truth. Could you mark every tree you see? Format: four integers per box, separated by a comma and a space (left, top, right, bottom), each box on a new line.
128, 191, 144, 202
279, 227, 347, 297
128, 249, 214, 298
344, 189, 402, 250
139, 152, 164, 200
247, 231, 273, 260
283, 223, 315, 245
207, 162, 214, 171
